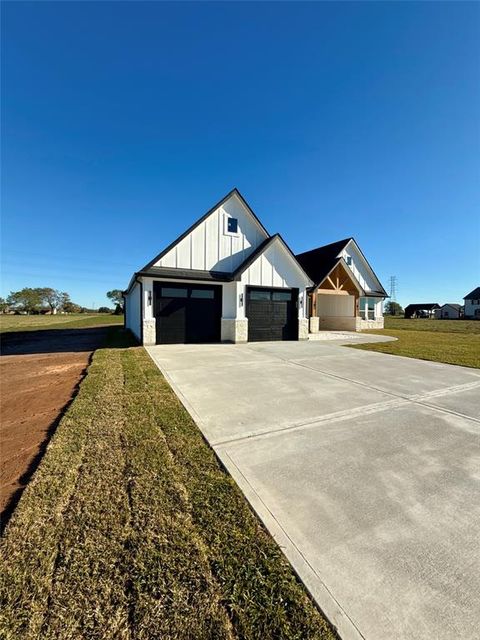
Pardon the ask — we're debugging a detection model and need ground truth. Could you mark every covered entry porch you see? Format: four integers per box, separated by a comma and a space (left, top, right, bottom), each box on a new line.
308, 262, 384, 332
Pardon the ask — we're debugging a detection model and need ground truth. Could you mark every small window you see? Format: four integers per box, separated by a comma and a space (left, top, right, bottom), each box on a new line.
190, 289, 214, 299
249, 290, 271, 301
161, 287, 188, 298
346, 256, 352, 266
227, 217, 238, 233
272, 291, 292, 301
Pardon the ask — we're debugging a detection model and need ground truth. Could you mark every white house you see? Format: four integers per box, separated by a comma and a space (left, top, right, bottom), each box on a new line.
295, 238, 387, 332
464, 287, 480, 319
124, 189, 313, 344
435, 303, 463, 320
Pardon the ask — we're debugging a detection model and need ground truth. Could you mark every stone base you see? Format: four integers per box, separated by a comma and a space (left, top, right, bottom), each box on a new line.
221, 318, 248, 343
357, 318, 384, 330
309, 316, 320, 333
142, 319, 156, 345
298, 318, 309, 340
315, 316, 384, 332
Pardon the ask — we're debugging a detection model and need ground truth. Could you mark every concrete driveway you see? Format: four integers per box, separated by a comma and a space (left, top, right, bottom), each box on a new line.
147, 339, 480, 640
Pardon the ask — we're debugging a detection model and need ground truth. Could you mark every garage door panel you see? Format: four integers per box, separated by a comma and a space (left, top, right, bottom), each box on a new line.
154, 282, 221, 344
247, 288, 298, 342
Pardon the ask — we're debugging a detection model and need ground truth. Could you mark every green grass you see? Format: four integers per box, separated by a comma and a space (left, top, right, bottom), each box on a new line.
352, 317, 480, 368
0, 313, 123, 333
0, 328, 336, 640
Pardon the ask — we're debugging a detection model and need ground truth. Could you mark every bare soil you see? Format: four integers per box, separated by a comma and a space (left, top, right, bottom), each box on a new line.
0, 327, 110, 526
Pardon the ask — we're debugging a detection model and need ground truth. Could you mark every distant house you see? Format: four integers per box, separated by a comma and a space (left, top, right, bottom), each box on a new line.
463, 287, 480, 319
435, 304, 463, 320
404, 303, 440, 319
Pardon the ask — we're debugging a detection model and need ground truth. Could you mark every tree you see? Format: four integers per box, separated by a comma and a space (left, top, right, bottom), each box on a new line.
98, 306, 112, 314
0, 297, 8, 313
7, 288, 44, 314
41, 288, 64, 314
384, 301, 404, 316
107, 289, 124, 312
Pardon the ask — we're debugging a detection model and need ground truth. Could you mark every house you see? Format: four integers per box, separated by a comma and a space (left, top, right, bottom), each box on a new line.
463, 287, 480, 319
295, 238, 388, 332
123, 189, 313, 344
435, 303, 463, 320
404, 303, 440, 319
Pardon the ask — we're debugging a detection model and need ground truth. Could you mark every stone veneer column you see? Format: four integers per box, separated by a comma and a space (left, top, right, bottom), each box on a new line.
309, 316, 320, 333
298, 318, 309, 340
142, 319, 156, 345
221, 318, 248, 343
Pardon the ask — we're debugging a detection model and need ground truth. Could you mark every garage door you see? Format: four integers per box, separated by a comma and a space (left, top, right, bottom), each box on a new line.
153, 282, 222, 344
246, 287, 298, 342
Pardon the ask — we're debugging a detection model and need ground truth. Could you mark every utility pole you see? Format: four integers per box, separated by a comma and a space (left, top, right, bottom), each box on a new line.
389, 276, 397, 302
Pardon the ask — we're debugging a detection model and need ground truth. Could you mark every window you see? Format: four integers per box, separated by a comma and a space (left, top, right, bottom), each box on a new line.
161, 287, 188, 298
359, 297, 376, 320
249, 290, 271, 301
227, 217, 238, 233
345, 256, 352, 266
190, 289, 214, 299
272, 291, 292, 301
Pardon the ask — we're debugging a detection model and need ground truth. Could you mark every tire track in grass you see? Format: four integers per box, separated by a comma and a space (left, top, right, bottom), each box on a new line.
39, 348, 132, 639
121, 349, 235, 640
0, 349, 106, 639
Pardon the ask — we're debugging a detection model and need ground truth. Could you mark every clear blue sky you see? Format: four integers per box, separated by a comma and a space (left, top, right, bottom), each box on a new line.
2, 1, 479, 308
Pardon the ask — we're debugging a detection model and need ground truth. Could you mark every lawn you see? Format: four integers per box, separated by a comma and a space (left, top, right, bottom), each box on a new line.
353, 317, 480, 368
0, 328, 336, 640
0, 313, 123, 333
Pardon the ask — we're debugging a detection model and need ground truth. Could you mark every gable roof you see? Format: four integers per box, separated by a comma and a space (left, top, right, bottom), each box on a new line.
464, 287, 480, 300
295, 237, 388, 296
404, 303, 440, 311
141, 188, 270, 272
295, 238, 352, 287
441, 303, 462, 310
232, 234, 313, 285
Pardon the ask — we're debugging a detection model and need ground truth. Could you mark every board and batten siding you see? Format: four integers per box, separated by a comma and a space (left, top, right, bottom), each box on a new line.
155, 195, 268, 272
341, 243, 381, 296
239, 240, 309, 319
125, 281, 141, 341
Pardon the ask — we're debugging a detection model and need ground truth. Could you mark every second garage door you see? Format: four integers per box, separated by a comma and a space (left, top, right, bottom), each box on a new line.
246, 287, 298, 342
154, 282, 222, 344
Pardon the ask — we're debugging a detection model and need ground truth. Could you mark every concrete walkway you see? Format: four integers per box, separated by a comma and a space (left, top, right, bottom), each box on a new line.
147, 340, 480, 640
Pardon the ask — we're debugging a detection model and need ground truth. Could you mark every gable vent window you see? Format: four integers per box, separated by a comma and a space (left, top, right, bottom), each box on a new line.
227, 217, 238, 233
346, 256, 352, 265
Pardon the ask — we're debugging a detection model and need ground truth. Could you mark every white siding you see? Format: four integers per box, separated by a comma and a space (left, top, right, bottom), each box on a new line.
341, 242, 383, 294
155, 193, 268, 272
125, 281, 141, 341
240, 239, 310, 319
465, 299, 480, 318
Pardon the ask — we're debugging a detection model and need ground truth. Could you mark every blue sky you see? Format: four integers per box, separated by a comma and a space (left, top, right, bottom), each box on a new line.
2, 1, 479, 308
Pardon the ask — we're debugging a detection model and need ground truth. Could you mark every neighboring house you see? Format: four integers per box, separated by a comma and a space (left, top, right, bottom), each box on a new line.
463, 287, 480, 319
435, 304, 463, 320
404, 303, 440, 319
295, 238, 388, 332
124, 189, 313, 344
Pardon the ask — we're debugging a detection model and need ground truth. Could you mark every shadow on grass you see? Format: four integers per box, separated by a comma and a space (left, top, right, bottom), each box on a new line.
0, 325, 135, 356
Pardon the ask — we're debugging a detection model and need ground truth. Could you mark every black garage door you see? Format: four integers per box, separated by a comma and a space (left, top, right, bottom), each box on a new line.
154, 282, 222, 344
246, 287, 298, 342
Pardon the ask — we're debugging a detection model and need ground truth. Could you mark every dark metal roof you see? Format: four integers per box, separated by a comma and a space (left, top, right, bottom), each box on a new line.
464, 287, 480, 300
404, 303, 441, 310
295, 237, 388, 297
295, 238, 352, 287
137, 267, 233, 282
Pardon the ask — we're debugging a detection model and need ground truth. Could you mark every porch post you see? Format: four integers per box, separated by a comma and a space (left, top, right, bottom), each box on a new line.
309, 290, 320, 333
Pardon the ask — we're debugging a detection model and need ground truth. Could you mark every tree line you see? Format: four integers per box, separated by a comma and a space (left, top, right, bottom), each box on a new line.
0, 288, 124, 315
